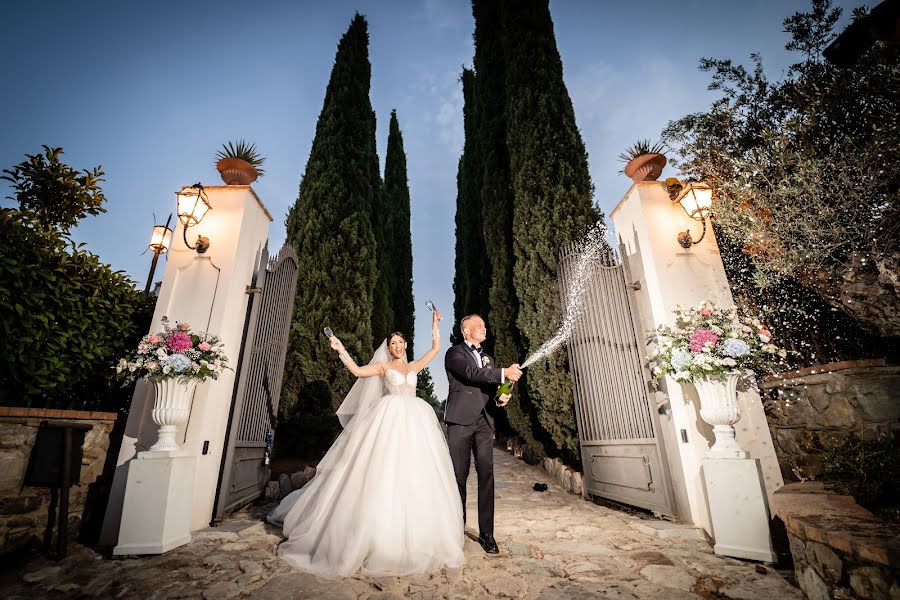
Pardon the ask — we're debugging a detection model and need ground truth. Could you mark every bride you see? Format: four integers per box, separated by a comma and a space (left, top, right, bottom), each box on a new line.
267, 310, 464, 577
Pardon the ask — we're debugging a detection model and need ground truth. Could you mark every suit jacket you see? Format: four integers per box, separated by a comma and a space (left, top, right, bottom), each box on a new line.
444, 342, 503, 429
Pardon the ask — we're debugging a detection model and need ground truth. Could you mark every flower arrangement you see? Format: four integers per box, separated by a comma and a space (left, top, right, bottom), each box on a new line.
116, 316, 230, 383
649, 301, 792, 386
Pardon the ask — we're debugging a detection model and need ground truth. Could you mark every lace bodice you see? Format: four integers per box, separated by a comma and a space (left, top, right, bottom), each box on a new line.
384, 368, 418, 397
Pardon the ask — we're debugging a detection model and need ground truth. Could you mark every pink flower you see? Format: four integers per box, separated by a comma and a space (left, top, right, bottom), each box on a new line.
700, 309, 713, 317
178, 323, 190, 332
759, 329, 772, 338
166, 331, 193, 352
198, 342, 212, 352
148, 335, 160, 344
689, 329, 719, 353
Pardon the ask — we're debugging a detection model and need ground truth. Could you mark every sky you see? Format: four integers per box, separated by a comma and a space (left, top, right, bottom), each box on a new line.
2, 0, 859, 400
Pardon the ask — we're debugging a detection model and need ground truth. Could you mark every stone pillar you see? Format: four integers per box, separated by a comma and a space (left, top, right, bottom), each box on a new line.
101, 185, 272, 551
610, 182, 783, 544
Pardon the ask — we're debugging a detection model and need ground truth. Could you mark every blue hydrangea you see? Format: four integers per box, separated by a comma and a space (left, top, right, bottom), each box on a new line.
721, 338, 750, 358
166, 353, 192, 373
670, 350, 693, 371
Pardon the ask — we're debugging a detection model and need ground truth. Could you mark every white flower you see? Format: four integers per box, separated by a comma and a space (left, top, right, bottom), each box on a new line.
711, 326, 723, 335
722, 358, 737, 367
673, 371, 691, 381
763, 344, 778, 354
758, 333, 771, 343
778, 349, 787, 358
162, 365, 172, 374
156, 348, 168, 360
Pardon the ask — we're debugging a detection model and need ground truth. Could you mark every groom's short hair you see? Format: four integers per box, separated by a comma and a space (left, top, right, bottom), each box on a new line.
460, 314, 483, 333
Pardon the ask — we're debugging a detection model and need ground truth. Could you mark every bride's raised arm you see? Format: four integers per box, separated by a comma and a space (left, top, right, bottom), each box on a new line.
410, 309, 442, 372
330, 337, 386, 378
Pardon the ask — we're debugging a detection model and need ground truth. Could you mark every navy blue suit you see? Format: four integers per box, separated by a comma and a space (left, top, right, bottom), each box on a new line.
444, 342, 503, 537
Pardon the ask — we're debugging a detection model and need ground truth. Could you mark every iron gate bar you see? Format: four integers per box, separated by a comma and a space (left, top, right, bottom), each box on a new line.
213, 245, 299, 523
558, 240, 676, 515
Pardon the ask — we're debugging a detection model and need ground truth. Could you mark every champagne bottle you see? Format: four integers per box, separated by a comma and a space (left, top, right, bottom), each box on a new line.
495, 379, 514, 406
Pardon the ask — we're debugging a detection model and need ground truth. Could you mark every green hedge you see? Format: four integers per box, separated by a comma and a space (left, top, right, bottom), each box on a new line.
0, 211, 154, 411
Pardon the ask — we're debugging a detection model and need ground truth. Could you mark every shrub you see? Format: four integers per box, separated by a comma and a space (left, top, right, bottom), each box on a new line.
0, 147, 154, 411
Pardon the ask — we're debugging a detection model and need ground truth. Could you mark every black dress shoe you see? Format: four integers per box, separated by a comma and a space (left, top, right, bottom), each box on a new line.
478, 534, 499, 554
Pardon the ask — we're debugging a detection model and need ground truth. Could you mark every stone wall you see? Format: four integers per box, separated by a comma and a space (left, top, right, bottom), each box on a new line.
774, 482, 900, 600
0, 407, 120, 557
760, 360, 900, 481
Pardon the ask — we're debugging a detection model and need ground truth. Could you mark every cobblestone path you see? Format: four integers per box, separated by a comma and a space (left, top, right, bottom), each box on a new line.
3, 449, 802, 599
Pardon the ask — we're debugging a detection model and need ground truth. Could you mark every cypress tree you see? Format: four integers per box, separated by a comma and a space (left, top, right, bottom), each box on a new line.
370, 112, 391, 350
383, 110, 415, 358
281, 14, 379, 430
504, 0, 601, 466
451, 68, 491, 343
471, 0, 541, 454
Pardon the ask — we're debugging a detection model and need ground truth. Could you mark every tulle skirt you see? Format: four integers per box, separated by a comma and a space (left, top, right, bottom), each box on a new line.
267, 392, 465, 578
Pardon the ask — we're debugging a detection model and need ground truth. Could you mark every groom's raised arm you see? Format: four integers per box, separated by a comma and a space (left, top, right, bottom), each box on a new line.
445, 346, 503, 386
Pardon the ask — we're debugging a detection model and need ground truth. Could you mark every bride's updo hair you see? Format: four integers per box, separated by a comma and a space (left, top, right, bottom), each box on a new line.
387, 331, 407, 344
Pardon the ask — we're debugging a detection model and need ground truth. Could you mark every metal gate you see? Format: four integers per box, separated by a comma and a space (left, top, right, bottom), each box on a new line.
213, 245, 299, 523
558, 242, 676, 516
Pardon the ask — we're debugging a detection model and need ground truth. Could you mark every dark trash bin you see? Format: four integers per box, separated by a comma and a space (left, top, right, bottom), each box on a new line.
24, 420, 93, 559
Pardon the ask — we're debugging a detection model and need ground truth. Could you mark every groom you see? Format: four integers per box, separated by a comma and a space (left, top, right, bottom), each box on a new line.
444, 314, 522, 554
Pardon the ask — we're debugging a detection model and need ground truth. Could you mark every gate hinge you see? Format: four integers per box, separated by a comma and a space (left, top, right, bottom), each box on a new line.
245, 286, 263, 295
628, 281, 642, 291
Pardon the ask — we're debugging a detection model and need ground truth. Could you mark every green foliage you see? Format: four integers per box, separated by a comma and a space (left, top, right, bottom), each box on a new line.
380, 110, 414, 355
0, 148, 154, 411
215, 140, 266, 175
503, 0, 601, 467
617, 139, 666, 163
1, 145, 106, 233
822, 433, 900, 518
462, 0, 604, 465
281, 14, 379, 425
452, 68, 492, 344
662, 0, 900, 335
370, 117, 391, 350
416, 367, 437, 405
472, 0, 533, 451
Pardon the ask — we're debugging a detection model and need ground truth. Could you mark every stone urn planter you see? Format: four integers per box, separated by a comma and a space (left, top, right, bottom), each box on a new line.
623, 153, 667, 182
150, 377, 199, 451
216, 158, 259, 185
694, 372, 750, 459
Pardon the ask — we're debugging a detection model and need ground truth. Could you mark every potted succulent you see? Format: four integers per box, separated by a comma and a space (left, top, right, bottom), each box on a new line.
215, 140, 266, 185
618, 139, 667, 182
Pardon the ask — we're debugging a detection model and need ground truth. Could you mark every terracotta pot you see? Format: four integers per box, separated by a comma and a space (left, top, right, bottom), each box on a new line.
623, 153, 667, 182
216, 158, 259, 185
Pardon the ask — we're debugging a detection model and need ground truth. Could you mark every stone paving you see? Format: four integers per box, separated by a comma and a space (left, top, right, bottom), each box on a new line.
2, 449, 804, 599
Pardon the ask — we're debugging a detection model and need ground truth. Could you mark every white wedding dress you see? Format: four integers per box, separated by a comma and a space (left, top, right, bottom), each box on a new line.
267, 366, 465, 578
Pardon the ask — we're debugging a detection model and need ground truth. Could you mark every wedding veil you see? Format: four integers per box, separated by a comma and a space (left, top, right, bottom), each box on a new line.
335, 338, 406, 427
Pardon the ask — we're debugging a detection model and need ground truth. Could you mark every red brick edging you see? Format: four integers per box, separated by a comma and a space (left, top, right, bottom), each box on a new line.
0, 406, 119, 422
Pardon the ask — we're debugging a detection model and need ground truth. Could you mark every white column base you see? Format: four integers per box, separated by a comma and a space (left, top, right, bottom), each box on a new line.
702, 458, 776, 563
113, 451, 196, 556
